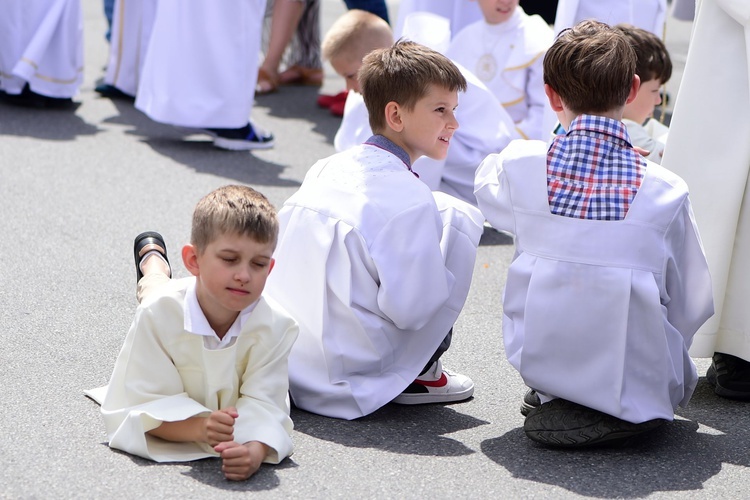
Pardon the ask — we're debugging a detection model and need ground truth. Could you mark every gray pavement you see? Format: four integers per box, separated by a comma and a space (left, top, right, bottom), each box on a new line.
1, 2, 748, 499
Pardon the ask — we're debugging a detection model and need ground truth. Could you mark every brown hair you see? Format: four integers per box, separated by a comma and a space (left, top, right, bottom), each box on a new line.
191, 185, 278, 253
358, 39, 467, 133
543, 20, 636, 114
615, 23, 672, 84
322, 9, 393, 64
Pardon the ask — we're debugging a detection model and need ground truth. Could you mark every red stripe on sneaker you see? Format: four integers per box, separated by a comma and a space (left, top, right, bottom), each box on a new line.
415, 373, 448, 388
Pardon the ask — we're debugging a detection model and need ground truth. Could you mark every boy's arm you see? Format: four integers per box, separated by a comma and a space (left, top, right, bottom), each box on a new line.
474, 151, 516, 234
231, 304, 298, 464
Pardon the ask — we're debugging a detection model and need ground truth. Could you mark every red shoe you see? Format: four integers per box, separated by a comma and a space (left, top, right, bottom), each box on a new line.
317, 90, 348, 109
329, 99, 346, 117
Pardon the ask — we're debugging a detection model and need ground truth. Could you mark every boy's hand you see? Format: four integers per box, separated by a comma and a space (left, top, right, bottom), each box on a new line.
214, 440, 268, 481
204, 407, 239, 446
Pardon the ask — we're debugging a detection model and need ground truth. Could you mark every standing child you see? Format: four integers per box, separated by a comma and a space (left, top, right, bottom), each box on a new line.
265, 40, 485, 420
475, 20, 713, 447
86, 186, 298, 481
616, 23, 672, 165
446, 0, 553, 140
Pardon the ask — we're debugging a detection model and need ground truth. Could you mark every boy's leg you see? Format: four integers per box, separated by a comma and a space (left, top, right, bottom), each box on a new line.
419, 328, 452, 374
133, 231, 171, 303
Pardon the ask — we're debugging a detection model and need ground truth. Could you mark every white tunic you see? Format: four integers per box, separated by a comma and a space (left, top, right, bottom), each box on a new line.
87, 278, 298, 463
661, 0, 750, 360
554, 0, 668, 37
446, 8, 553, 140
334, 64, 519, 206
393, 0, 483, 40
623, 118, 669, 165
475, 140, 713, 423
265, 144, 484, 419
0, 0, 83, 98
102, 0, 157, 97
134, 0, 266, 128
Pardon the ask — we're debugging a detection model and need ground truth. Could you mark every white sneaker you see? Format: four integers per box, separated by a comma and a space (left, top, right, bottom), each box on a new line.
392, 360, 474, 405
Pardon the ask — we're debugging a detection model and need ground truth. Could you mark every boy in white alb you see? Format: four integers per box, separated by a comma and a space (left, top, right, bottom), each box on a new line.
475, 21, 713, 447
265, 41, 484, 420
86, 186, 298, 481
0, 0, 83, 108
554, 0, 668, 38
329, 9, 519, 206
446, 0, 553, 140
616, 24, 672, 165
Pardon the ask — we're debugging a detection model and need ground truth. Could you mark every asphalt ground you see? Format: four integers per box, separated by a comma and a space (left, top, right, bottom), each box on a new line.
1, 2, 747, 499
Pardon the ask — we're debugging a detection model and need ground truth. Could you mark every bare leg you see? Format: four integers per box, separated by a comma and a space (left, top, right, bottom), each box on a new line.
258, 0, 305, 93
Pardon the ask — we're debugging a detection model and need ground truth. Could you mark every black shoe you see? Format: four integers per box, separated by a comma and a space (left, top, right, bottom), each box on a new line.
523, 398, 665, 448
94, 82, 135, 101
0, 83, 75, 109
134, 231, 170, 283
706, 352, 750, 400
520, 389, 541, 417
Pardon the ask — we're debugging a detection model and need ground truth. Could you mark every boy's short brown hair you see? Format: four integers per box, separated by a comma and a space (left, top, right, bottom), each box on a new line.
615, 23, 672, 84
543, 20, 636, 114
191, 185, 278, 253
358, 39, 467, 133
321, 9, 393, 64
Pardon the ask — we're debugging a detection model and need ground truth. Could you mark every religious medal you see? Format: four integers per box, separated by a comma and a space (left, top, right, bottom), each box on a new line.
476, 54, 497, 82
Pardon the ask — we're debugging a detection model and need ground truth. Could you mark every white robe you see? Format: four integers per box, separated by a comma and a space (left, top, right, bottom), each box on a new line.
134, 0, 265, 128
334, 64, 519, 206
0, 0, 83, 98
446, 8, 553, 140
475, 140, 713, 423
393, 0, 483, 40
661, 0, 750, 360
86, 278, 297, 463
103, 0, 157, 97
554, 0, 668, 37
265, 144, 484, 420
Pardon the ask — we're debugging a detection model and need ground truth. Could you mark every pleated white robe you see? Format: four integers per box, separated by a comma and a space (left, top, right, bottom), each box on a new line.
0, 0, 83, 98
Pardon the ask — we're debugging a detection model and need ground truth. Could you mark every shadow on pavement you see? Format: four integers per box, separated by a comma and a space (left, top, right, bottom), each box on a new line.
481, 378, 749, 498
292, 402, 488, 457
0, 100, 100, 140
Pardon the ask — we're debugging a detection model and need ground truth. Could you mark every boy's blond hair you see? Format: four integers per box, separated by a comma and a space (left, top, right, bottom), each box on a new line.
321, 9, 393, 64
543, 20, 636, 114
359, 40, 467, 133
615, 24, 672, 84
191, 185, 278, 253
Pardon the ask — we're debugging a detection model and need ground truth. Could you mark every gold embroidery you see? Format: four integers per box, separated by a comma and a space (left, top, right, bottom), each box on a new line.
502, 95, 525, 107
504, 51, 544, 72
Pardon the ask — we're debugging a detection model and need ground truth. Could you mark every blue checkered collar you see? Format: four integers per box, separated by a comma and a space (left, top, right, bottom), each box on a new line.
565, 114, 634, 148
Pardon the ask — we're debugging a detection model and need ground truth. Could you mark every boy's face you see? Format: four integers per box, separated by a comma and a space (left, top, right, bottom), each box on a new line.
475, 0, 519, 25
331, 55, 364, 93
623, 77, 662, 124
187, 232, 275, 327
396, 84, 459, 162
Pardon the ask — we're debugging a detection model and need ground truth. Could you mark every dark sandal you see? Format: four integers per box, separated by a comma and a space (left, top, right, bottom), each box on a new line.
133, 231, 170, 282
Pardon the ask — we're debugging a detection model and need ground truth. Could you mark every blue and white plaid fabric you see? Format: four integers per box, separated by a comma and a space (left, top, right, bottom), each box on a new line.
547, 115, 645, 220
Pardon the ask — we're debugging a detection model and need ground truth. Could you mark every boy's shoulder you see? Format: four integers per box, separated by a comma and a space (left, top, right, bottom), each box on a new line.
500, 138, 548, 165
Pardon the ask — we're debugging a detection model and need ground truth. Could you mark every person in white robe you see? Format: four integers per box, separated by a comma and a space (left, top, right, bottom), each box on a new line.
265, 41, 484, 420
0, 0, 83, 105
554, 0, 668, 38
475, 20, 713, 446
661, 0, 750, 399
446, 3, 554, 140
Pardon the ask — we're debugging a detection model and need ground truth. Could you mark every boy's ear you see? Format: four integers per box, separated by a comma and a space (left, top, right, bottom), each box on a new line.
384, 101, 405, 132
625, 74, 641, 105
544, 84, 564, 112
182, 244, 201, 277
268, 258, 275, 274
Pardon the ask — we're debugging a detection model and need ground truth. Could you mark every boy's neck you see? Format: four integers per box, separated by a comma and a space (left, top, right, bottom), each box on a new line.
370, 131, 415, 166
561, 108, 624, 131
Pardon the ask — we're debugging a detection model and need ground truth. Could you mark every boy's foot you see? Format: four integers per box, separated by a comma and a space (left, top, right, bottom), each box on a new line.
391, 360, 474, 405
523, 398, 665, 448
134, 231, 171, 282
94, 82, 135, 101
203, 122, 274, 151
317, 90, 348, 109
329, 99, 346, 117
520, 389, 541, 417
0, 83, 75, 109
706, 352, 750, 400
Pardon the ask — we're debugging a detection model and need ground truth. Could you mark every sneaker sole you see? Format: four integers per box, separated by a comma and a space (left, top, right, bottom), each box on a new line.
391, 385, 474, 405
523, 400, 664, 448
213, 137, 275, 151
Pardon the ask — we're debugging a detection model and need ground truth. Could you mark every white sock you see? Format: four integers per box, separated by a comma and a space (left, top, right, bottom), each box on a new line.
139, 250, 169, 276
